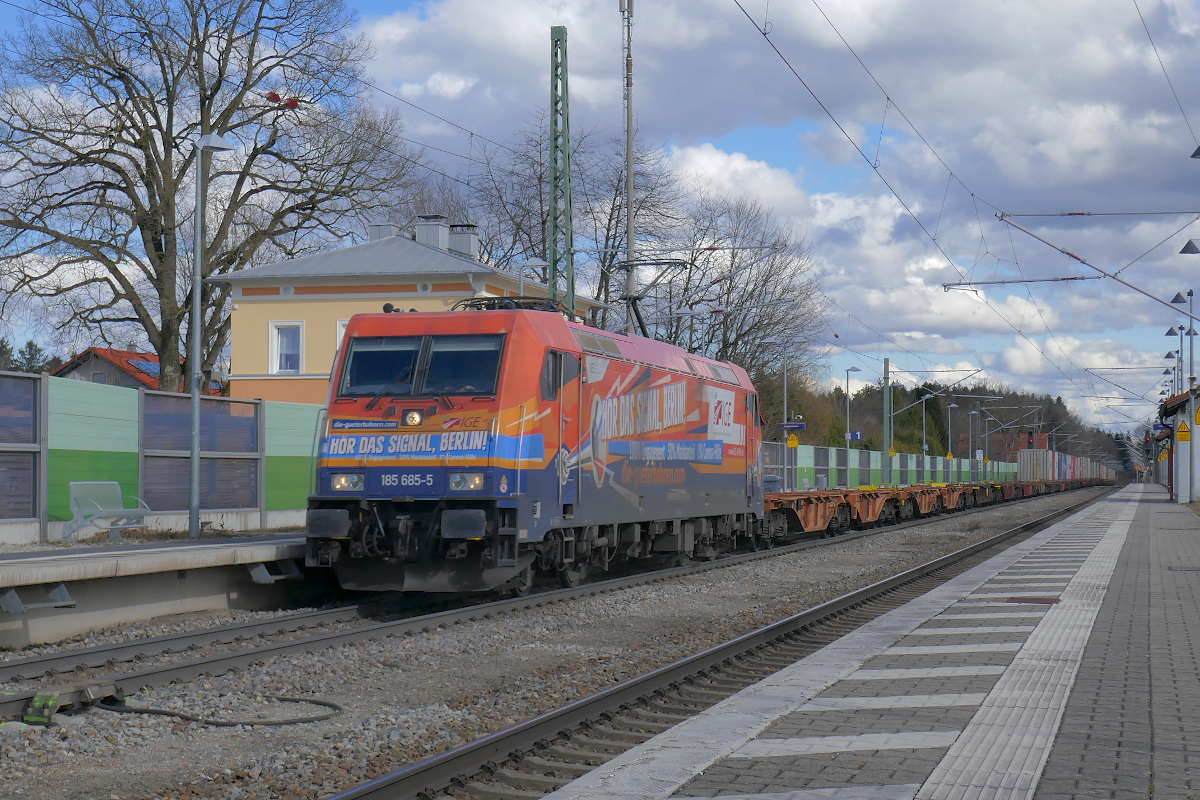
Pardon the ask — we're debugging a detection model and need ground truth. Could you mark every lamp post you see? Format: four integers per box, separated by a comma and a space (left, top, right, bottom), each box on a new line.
844, 366, 861, 446
190, 132, 234, 539
1172, 288, 1197, 503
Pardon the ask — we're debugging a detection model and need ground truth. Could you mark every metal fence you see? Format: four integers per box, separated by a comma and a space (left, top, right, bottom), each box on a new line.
139, 390, 265, 515
0, 372, 47, 528
0, 373, 320, 540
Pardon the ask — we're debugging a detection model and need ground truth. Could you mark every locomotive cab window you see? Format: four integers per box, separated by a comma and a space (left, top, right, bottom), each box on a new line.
338, 336, 422, 396
424, 335, 504, 395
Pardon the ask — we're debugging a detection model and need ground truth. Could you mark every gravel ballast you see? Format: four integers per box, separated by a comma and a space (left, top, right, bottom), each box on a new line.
0, 488, 1110, 800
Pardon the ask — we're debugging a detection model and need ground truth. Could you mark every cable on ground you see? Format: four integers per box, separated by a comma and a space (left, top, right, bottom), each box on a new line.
95, 696, 342, 727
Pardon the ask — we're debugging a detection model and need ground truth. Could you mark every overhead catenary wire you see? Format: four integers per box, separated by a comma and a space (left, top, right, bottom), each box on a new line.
732, 0, 1106, 411
1130, 0, 1198, 145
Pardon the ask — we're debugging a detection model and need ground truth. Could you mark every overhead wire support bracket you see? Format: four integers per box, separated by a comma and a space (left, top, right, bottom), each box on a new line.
997, 213, 1200, 325
942, 275, 1102, 291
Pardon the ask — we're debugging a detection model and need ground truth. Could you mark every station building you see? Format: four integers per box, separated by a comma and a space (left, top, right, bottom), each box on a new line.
213, 215, 603, 404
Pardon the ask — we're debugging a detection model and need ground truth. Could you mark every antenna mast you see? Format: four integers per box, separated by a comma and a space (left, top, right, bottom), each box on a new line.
621, 0, 636, 334
548, 26, 576, 315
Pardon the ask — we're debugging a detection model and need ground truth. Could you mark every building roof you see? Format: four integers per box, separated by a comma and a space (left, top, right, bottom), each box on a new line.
53, 347, 221, 394
1160, 389, 1197, 418
210, 234, 518, 284
53, 348, 163, 389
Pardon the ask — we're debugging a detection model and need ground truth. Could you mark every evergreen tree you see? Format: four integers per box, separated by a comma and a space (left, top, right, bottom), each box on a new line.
0, 337, 12, 370
11, 340, 48, 373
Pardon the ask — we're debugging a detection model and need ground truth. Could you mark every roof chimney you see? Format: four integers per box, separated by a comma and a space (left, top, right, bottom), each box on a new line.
368, 223, 400, 241
448, 223, 480, 260
415, 214, 450, 250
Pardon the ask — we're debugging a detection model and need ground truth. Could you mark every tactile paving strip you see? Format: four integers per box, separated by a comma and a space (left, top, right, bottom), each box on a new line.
913, 494, 1138, 799
543, 491, 1132, 800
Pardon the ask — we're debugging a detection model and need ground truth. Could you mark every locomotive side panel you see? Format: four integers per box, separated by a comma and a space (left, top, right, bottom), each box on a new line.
572, 353, 761, 528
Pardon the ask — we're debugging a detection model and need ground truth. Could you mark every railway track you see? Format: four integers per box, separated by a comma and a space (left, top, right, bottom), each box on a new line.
324, 486, 1116, 800
0, 486, 1105, 721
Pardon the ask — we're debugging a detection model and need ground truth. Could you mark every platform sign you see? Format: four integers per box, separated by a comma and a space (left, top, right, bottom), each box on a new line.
786, 433, 799, 448
779, 422, 807, 430
1153, 423, 1170, 431
1179, 421, 1191, 442
850, 431, 862, 442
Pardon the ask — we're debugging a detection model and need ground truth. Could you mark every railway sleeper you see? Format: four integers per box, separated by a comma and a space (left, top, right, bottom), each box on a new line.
464, 780, 546, 800
647, 697, 712, 715
609, 715, 673, 733
491, 768, 575, 791
676, 686, 734, 702
568, 735, 638, 754
627, 705, 691, 723
545, 743, 617, 764
588, 724, 656, 743
517, 755, 595, 777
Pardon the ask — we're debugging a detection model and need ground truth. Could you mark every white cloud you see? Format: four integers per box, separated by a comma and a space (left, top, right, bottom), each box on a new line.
354, 0, 1200, 427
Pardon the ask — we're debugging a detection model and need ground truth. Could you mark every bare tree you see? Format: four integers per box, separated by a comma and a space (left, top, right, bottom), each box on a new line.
642, 191, 827, 371
413, 114, 685, 330
0, 0, 422, 390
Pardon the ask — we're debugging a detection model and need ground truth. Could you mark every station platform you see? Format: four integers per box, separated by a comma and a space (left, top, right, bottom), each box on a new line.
0, 533, 304, 591
549, 484, 1189, 800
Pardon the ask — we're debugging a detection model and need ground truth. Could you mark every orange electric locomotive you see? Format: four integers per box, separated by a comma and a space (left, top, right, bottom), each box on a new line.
304, 299, 766, 594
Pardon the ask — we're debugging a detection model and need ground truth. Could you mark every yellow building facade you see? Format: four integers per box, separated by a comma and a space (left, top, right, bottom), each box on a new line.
215, 217, 600, 403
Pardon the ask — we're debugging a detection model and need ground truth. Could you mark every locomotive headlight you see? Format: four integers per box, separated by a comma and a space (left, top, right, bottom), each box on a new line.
330, 472, 365, 492
448, 472, 484, 491
402, 409, 424, 426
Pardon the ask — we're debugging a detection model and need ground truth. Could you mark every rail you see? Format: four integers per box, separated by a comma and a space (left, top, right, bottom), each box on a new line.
0, 485, 1110, 719
325, 486, 1116, 800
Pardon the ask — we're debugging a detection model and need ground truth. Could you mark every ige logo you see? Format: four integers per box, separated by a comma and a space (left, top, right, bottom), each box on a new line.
442, 418, 463, 429
499, 475, 508, 494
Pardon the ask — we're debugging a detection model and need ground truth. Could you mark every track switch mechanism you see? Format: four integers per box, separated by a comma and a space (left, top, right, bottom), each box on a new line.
21, 680, 123, 725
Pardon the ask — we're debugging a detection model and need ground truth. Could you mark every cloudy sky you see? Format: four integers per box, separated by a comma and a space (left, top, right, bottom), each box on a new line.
351, 0, 1200, 430
5, 0, 1198, 428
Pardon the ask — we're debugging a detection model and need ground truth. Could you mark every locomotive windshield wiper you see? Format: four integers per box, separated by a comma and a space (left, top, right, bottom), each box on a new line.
364, 373, 411, 410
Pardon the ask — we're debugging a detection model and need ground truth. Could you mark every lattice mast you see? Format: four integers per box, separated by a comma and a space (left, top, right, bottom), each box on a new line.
548, 25, 575, 315
621, 0, 636, 335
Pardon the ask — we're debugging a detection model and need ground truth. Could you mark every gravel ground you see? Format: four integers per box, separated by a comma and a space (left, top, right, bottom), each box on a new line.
0, 488, 1109, 800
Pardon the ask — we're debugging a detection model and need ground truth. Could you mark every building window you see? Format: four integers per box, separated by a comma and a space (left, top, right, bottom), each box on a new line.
270, 321, 303, 374
336, 320, 349, 350
91, 371, 106, 384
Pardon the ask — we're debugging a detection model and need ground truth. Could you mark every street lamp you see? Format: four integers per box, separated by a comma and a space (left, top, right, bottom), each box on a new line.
190, 132, 235, 539
844, 366, 861, 446
1167, 327, 1185, 393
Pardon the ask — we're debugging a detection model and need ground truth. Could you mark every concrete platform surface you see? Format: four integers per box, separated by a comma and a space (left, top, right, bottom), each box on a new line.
547, 484, 1190, 800
0, 534, 304, 589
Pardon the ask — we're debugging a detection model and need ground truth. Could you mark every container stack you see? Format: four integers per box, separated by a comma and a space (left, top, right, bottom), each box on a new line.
1018, 449, 1114, 482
